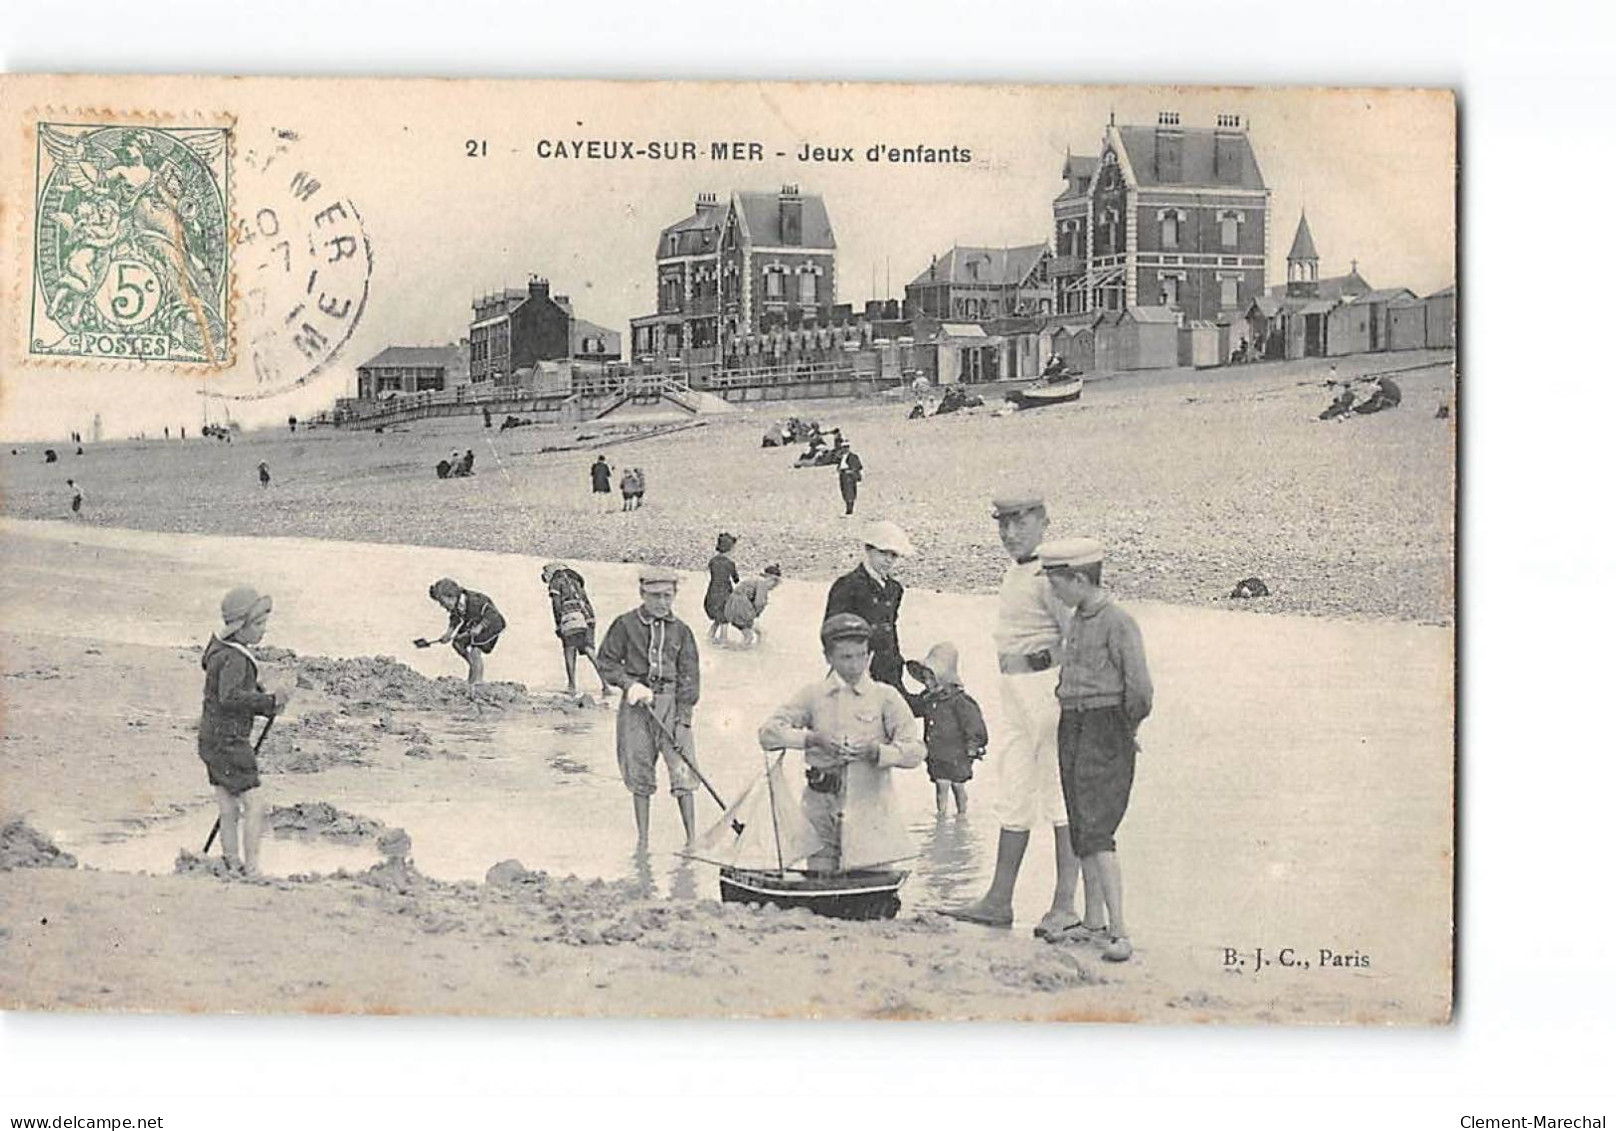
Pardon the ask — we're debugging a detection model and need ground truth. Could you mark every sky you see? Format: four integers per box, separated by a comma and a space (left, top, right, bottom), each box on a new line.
0, 79, 1455, 441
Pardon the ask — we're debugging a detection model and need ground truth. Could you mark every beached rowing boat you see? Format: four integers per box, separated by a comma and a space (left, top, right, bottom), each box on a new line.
1006, 376, 1085, 410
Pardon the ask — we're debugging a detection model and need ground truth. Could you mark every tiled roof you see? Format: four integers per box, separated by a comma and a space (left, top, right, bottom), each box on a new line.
1114, 125, 1266, 191
1346, 287, 1418, 305
907, 244, 1049, 289
1125, 305, 1180, 324
732, 191, 836, 250
1287, 213, 1319, 261
358, 345, 462, 371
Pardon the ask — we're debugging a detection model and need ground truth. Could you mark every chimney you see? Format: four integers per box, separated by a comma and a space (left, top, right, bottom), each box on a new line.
529, 276, 550, 299
1155, 111, 1182, 183
1216, 113, 1243, 130
779, 184, 803, 247
695, 191, 719, 215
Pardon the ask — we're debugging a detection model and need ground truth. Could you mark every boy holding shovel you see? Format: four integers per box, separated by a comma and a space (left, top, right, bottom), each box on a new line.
198, 585, 290, 876
597, 566, 703, 851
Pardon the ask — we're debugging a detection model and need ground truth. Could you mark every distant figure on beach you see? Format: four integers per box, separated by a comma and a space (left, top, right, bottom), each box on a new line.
163, 427, 169, 441
1319, 386, 1356, 421
825, 521, 914, 700
703, 532, 741, 643
542, 562, 611, 704
597, 566, 703, 851
620, 467, 634, 511
199, 585, 289, 877
425, 578, 506, 687
287, 415, 298, 433
590, 454, 614, 512
907, 642, 989, 817
483, 406, 493, 429
76, 447, 83, 456
457, 450, 476, 477
723, 564, 782, 648
257, 461, 270, 489
44, 448, 58, 463
631, 467, 646, 509
838, 448, 863, 516
435, 459, 452, 480
180, 426, 186, 440
1354, 375, 1403, 415
67, 479, 84, 516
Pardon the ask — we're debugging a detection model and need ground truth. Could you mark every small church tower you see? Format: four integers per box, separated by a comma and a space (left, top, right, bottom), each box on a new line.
1286, 212, 1320, 298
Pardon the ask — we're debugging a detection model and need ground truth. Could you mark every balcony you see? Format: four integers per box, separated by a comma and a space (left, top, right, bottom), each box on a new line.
1050, 254, 1086, 277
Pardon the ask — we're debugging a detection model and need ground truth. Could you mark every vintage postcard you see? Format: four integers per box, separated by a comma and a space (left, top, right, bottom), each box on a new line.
0, 76, 1456, 1023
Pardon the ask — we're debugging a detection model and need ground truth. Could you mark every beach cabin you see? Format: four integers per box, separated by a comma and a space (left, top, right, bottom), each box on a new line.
1116, 305, 1180, 370
1179, 320, 1222, 368
1387, 299, 1428, 351
1328, 288, 1417, 356
1047, 313, 1099, 373
1423, 285, 1456, 349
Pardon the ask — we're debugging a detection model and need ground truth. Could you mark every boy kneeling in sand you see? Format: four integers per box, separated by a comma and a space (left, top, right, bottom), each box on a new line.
198, 586, 291, 876
1039, 538, 1154, 962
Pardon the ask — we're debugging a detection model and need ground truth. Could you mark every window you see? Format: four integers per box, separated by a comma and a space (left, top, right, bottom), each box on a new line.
800, 271, 817, 304
1160, 276, 1180, 307
765, 270, 785, 299
1220, 275, 1240, 308
1220, 211, 1240, 248
1161, 214, 1179, 249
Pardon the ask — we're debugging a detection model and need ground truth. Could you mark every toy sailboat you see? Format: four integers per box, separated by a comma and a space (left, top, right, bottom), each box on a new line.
683, 751, 909, 921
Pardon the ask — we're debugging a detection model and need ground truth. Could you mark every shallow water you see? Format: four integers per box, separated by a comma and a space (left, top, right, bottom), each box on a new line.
5, 519, 1451, 951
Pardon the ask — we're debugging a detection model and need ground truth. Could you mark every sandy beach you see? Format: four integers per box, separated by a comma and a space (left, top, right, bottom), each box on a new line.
1, 352, 1456, 624
0, 512, 1452, 1022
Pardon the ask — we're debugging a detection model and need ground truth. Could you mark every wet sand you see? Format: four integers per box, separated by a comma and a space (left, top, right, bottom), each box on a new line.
1, 351, 1456, 623
0, 520, 1452, 1022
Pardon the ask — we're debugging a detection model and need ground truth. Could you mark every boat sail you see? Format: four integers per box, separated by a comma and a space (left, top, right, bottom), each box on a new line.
682, 751, 824, 871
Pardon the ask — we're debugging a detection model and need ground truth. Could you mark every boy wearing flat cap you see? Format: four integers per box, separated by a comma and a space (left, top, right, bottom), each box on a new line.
945, 490, 1084, 935
598, 565, 703, 851
824, 520, 916, 700
198, 585, 292, 876
759, 614, 924, 872
1040, 537, 1154, 962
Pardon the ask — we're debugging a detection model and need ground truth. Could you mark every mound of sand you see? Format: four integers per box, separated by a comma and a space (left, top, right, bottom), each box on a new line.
293, 654, 530, 710
0, 819, 79, 871
266, 802, 384, 843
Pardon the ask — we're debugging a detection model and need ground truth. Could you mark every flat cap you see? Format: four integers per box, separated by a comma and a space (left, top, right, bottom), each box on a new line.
990, 490, 1046, 518
820, 613, 873, 645
1038, 537, 1105, 572
638, 565, 680, 585
861, 519, 916, 556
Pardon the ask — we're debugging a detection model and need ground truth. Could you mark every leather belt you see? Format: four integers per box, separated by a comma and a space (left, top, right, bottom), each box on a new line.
806, 765, 844, 794
998, 649, 1054, 675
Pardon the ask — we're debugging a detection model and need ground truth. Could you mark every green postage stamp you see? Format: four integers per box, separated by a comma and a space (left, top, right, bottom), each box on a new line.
30, 121, 231, 365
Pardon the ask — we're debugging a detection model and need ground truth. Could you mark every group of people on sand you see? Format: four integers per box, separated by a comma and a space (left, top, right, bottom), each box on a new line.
436, 450, 477, 479
197, 488, 1154, 961
702, 532, 782, 648
586, 454, 649, 512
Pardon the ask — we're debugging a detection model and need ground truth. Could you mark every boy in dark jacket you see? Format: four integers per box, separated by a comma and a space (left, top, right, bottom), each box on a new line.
906, 642, 989, 816
198, 585, 290, 876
